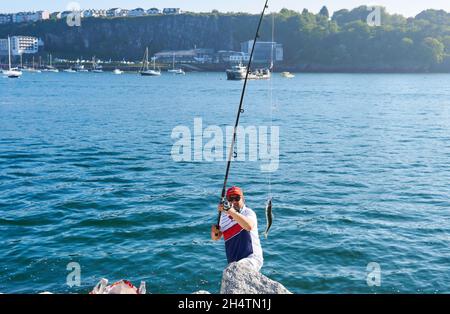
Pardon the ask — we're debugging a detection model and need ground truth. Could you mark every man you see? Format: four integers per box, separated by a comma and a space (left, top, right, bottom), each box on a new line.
211, 186, 264, 271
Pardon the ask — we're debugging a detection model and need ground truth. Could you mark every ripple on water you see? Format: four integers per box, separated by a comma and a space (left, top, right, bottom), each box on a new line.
2, 73, 450, 293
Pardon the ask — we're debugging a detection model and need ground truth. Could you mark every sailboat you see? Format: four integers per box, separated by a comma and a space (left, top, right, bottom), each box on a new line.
27, 56, 42, 73
75, 59, 89, 72
91, 57, 103, 73
3, 36, 22, 78
167, 53, 185, 75
63, 68, 77, 73
43, 54, 59, 72
140, 47, 161, 76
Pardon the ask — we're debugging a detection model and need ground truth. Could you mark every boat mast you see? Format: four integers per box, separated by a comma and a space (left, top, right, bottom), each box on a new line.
8, 36, 11, 70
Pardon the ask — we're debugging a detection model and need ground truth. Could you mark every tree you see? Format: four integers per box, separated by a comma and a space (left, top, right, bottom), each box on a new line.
319, 6, 330, 18
421, 37, 445, 64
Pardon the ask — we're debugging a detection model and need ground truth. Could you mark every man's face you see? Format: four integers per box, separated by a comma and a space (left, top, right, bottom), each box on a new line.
227, 194, 244, 210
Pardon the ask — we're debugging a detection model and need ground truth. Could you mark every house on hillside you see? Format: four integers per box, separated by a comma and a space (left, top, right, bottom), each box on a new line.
147, 8, 161, 15
163, 8, 181, 15
129, 8, 146, 17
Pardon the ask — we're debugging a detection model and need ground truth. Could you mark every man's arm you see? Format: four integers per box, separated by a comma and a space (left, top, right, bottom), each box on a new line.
227, 208, 255, 231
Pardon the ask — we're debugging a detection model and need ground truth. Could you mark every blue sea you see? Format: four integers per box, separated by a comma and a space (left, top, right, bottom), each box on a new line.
1, 71, 450, 293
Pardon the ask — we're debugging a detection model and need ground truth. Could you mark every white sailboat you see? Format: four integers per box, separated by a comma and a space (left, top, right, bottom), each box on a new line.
42, 54, 59, 72
91, 57, 103, 73
27, 56, 42, 73
167, 53, 185, 75
140, 48, 161, 76
75, 60, 89, 72
281, 72, 295, 78
113, 69, 123, 75
3, 36, 22, 78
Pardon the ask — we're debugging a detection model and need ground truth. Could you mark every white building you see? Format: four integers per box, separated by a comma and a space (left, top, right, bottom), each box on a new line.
0, 14, 13, 24
11, 36, 39, 55
0, 39, 8, 54
241, 40, 283, 63
83, 10, 96, 18
81, 9, 106, 18
12, 11, 50, 23
216, 50, 250, 63
97, 9, 108, 17
60, 11, 82, 19
107, 8, 123, 17
147, 8, 161, 15
50, 12, 62, 19
0, 36, 39, 56
129, 8, 146, 17
163, 8, 181, 15
229, 52, 250, 63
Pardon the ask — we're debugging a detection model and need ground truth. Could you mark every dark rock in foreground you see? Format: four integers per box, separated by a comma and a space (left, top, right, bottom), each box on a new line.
220, 260, 292, 294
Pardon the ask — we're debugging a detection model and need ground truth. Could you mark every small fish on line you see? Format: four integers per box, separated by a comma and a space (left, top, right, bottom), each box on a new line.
264, 197, 273, 239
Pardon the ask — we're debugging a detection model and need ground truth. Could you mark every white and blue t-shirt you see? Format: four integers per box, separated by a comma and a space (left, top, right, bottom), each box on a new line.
219, 205, 263, 265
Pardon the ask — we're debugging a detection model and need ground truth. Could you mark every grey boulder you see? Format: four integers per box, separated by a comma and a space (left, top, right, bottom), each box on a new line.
220, 260, 292, 294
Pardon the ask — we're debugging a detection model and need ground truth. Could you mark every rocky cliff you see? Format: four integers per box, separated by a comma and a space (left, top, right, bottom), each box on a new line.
0, 14, 263, 60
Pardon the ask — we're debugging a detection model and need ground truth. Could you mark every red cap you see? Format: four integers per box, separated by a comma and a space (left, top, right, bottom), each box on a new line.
226, 186, 243, 198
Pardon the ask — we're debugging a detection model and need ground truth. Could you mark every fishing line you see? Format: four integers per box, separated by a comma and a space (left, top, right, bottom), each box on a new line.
263, 12, 276, 239
268, 12, 275, 200
215, 0, 270, 233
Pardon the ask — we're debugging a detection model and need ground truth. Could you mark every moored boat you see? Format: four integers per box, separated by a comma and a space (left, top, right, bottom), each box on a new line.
140, 47, 161, 76
226, 63, 270, 80
4, 37, 22, 78
281, 71, 295, 78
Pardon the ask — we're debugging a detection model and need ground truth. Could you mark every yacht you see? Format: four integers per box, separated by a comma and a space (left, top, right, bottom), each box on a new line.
42, 54, 59, 72
226, 63, 247, 80
113, 69, 123, 75
140, 47, 161, 76
75, 63, 89, 72
281, 71, 295, 78
167, 53, 185, 75
226, 63, 270, 80
26, 57, 41, 73
91, 57, 104, 73
3, 37, 22, 78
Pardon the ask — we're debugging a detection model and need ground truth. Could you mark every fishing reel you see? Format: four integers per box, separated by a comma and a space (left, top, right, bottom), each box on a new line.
221, 198, 232, 212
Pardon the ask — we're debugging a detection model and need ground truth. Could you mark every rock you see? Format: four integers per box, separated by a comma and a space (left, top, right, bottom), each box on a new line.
192, 290, 211, 294
220, 260, 292, 294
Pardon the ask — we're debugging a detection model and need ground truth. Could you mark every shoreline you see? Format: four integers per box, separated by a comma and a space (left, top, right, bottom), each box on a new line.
4, 63, 449, 74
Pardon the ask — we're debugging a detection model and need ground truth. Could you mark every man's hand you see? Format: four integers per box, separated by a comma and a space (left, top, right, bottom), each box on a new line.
218, 203, 225, 212
211, 224, 222, 241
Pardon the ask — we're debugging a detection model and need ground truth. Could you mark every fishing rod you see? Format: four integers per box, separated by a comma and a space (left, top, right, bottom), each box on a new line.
215, 0, 270, 234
